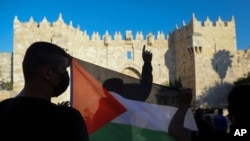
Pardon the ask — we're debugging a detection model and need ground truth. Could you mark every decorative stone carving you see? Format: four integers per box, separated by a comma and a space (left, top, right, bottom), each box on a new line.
103, 31, 111, 46
125, 31, 133, 41
147, 33, 154, 46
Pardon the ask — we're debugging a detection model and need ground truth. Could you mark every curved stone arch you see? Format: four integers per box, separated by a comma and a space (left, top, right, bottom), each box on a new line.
121, 63, 141, 79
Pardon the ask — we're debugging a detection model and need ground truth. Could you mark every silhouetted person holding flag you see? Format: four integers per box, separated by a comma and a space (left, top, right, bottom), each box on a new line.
0, 41, 89, 141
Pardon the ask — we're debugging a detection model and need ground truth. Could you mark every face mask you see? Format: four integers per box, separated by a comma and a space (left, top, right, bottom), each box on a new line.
52, 71, 70, 97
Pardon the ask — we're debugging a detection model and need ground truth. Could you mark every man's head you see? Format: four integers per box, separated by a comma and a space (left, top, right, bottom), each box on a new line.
103, 78, 124, 95
22, 41, 71, 97
217, 108, 223, 115
227, 84, 250, 125
194, 108, 204, 118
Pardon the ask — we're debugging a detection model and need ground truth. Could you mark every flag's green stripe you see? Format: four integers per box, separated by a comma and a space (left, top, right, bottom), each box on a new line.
90, 122, 176, 141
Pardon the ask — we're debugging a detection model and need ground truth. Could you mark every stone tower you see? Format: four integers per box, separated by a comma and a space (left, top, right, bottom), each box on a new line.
169, 13, 240, 107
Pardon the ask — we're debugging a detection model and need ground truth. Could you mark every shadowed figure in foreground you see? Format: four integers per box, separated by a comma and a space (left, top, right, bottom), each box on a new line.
0, 41, 89, 141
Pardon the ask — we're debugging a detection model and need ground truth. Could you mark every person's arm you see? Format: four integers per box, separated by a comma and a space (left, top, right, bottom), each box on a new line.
139, 45, 153, 101
168, 88, 193, 141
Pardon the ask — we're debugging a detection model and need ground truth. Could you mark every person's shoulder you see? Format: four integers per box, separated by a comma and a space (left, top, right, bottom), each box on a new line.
0, 97, 14, 103
213, 114, 223, 119
56, 106, 86, 126
0, 97, 18, 107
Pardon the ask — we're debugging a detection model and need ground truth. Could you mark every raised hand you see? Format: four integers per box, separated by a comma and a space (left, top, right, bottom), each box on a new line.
142, 45, 152, 63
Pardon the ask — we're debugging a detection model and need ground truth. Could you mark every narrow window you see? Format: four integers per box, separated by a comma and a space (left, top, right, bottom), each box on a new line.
127, 51, 132, 59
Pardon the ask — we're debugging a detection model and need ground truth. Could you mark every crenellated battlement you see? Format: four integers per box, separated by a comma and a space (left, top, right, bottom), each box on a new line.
201, 16, 235, 27
191, 13, 235, 27
171, 13, 235, 35
14, 13, 168, 42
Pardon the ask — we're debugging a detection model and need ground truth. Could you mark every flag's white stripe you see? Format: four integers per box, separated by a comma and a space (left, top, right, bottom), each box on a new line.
110, 92, 198, 132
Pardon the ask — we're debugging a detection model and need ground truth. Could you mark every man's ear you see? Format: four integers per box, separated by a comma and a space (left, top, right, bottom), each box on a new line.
41, 65, 52, 80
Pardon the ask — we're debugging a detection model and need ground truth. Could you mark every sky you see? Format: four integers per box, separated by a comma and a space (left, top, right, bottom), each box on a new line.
0, 0, 250, 53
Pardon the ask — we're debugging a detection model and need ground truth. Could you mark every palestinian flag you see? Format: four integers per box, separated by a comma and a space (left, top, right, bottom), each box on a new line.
70, 58, 197, 141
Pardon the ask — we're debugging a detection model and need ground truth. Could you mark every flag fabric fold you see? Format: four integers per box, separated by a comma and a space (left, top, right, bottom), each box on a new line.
70, 58, 127, 134
70, 58, 197, 141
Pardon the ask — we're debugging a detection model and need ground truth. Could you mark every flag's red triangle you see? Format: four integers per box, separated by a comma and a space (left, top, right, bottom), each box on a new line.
70, 58, 127, 134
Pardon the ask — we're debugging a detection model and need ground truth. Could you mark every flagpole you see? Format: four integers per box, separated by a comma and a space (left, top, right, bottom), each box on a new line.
69, 57, 74, 107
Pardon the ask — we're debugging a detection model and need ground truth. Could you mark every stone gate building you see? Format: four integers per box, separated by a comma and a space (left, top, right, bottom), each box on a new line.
1, 13, 250, 107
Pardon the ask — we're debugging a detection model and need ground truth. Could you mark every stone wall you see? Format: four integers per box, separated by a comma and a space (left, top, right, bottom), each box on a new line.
0, 52, 12, 83
12, 14, 170, 104
1, 13, 250, 107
